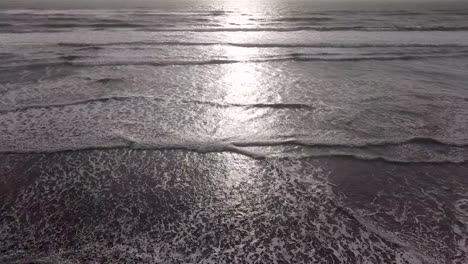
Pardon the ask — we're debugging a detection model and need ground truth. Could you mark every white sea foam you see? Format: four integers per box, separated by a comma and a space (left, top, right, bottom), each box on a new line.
1, 5, 468, 264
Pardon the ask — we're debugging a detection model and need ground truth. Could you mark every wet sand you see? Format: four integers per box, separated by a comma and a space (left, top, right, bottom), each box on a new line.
1, 150, 467, 263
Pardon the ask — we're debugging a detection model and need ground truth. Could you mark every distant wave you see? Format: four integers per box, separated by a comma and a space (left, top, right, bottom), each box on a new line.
48, 52, 468, 64
0, 95, 316, 114
37, 23, 147, 28
392, 26, 468, 31
57, 41, 468, 49
4, 25, 468, 33
132, 26, 468, 32
0, 52, 15, 59
135, 25, 468, 32
268, 16, 334, 22
3, 52, 467, 70
59, 55, 85, 61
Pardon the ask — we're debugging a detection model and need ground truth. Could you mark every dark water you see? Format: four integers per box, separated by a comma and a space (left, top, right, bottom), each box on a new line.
1, 1, 468, 263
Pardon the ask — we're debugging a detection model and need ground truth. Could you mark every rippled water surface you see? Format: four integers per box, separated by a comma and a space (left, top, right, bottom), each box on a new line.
1, 1, 468, 263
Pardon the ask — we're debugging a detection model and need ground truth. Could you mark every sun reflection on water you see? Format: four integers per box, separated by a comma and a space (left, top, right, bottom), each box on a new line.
219, 62, 263, 104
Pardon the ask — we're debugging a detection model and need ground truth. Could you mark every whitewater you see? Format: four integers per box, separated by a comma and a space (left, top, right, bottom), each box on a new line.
1, 1, 468, 263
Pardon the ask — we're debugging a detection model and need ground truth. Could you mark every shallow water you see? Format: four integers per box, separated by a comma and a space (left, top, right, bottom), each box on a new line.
1, 1, 468, 263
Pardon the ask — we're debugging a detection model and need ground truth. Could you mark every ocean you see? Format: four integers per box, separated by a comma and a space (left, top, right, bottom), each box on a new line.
1, 1, 468, 263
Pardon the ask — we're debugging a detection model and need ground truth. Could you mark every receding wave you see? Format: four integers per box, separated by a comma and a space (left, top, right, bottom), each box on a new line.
1, 136, 467, 163
231, 137, 468, 148
1, 92, 466, 163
